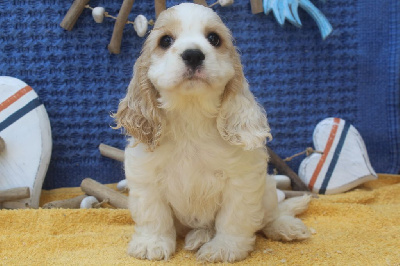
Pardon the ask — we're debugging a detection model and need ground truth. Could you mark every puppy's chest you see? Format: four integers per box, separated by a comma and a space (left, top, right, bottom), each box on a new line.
160, 140, 229, 228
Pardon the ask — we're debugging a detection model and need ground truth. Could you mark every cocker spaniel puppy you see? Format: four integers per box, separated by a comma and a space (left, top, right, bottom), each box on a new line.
114, 3, 311, 263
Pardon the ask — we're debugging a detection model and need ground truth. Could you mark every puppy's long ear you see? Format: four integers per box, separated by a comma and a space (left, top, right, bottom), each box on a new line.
217, 49, 272, 150
113, 48, 163, 151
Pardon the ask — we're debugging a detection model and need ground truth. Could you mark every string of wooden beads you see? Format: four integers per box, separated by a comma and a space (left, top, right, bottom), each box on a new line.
85, 4, 154, 38
85, 0, 233, 37
60, 0, 235, 54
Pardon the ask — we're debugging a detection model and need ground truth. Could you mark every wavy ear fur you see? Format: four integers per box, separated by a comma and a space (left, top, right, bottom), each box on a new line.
113, 48, 163, 151
217, 49, 272, 150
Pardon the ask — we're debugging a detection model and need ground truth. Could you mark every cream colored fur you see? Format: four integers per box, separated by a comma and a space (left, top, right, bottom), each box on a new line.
114, 3, 311, 262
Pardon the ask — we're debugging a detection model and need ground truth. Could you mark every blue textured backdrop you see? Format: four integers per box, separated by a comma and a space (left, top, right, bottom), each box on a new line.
0, 0, 399, 189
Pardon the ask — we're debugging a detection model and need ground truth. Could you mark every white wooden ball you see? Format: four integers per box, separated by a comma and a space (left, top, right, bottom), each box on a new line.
219, 0, 234, 6
117, 179, 128, 191
80, 196, 99, 209
134, 15, 148, 37
92, 7, 105, 23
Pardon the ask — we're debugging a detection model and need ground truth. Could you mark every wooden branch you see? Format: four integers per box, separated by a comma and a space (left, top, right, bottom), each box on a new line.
99, 143, 124, 162
282, 190, 319, 199
0, 136, 5, 153
0, 187, 30, 203
155, 0, 166, 19
60, 0, 91, 31
108, 0, 135, 54
267, 146, 310, 191
275, 175, 291, 190
1, 201, 29, 209
193, 0, 208, 7
97, 144, 308, 192
42, 195, 87, 209
250, 0, 264, 14
81, 178, 128, 209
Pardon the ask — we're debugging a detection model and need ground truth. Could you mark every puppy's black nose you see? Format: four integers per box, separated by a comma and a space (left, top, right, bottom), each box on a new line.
181, 49, 205, 69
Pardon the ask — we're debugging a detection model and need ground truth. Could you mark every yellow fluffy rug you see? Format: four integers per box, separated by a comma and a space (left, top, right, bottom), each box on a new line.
0, 174, 399, 265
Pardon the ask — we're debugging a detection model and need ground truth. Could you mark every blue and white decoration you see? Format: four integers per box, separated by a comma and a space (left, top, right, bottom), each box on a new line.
0, 77, 52, 208
262, 0, 333, 39
299, 118, 377, 194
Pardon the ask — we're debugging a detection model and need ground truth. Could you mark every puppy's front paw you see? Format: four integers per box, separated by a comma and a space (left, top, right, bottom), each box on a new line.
127, 233, 176, 261
262, 215, 310, 241
196, 234, 255, 262
184, 228, 214, 251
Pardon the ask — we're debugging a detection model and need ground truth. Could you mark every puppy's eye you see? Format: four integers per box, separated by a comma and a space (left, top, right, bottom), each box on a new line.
207, 32, 221, 47
159, 35, 174, 49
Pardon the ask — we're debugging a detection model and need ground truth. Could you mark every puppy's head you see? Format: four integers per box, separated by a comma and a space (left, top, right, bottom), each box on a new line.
146, 3, 236, 96
114, 3, 271, 151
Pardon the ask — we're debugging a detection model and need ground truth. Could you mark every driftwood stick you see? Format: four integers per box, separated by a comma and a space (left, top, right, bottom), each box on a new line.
99, 143, 124, 162
60, 0, 91, 31
193, 0, 208, 7
0, 187, 30, 203
155, 0, 166, 18
267, 146, 310, 191
108, 0, 135, 54
81, 178, 128, 209
282, 190, 319, 199
42, 195, 87, 209
0, 136, 5, 153
98, 143, 308, 192
250, 0, 264, 14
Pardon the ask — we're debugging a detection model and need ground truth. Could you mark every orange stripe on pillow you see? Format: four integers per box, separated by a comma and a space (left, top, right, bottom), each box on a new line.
0, 86, 33, 113
308, 117, 341, 191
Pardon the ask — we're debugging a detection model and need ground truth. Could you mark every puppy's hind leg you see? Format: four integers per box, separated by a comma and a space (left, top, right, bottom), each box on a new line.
262, 175, 311, 241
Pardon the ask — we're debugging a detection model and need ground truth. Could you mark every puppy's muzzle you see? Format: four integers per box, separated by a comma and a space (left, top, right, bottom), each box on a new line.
181, 49, 205, 69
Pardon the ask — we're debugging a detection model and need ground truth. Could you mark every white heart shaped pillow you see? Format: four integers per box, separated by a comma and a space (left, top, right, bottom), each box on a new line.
299, 118, 377, 194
